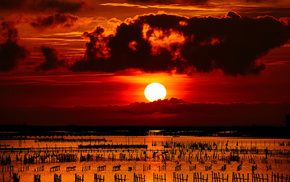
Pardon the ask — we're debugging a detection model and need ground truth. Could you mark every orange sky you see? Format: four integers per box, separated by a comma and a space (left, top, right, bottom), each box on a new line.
0, 0, 290, 125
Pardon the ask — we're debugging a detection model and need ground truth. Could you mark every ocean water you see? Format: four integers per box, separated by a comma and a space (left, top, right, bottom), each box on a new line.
0, 136, 289, 182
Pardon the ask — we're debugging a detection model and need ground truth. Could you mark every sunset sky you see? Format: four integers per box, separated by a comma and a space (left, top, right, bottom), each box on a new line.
0, 0, 290, 126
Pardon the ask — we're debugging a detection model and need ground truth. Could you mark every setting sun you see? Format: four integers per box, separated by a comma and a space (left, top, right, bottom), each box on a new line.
144, 82, 167, 102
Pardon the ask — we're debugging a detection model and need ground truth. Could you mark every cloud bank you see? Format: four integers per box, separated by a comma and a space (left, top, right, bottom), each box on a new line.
38, 46, 68, 71
1, 98, 289, 126
71, 12, 290, 76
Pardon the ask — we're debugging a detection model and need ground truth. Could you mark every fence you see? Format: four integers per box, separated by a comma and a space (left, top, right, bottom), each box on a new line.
66, 166, 76, 172
175, 165, 182, 171
221, 164, 226, 171
159, 164, 166, 171
97, 165, 106, 171
115, 174, 126, 182
54, 174, 61, 182
272, 173, 290, 182
193, 172, 208, 182
252, 173, 269, 182
108, 153, 116, 161
134, 173, 145, 182
12, 173, 20, 182
113, 165, 121, 171
1, 148, 289, 166
94, 174, 105, 182
2, 166, 14, 172
35, 166, 44, 172
252, 165, 257, 172
18, 166, 29, 172
173, 172, 188, 182
249, 158, 256, 164
205, 165, 212, 171
143, 164, 151, 171
82, 166, 91, 171
237, 164, 242, 171
153, 173, 166, 182
212, 172, 229, 182
3, 171, 290, 182
2, 141, 290, 162
233, 173, 250, 182
50, 165, 60, 172
75, 174, 84, 182
34, 174, 41, 182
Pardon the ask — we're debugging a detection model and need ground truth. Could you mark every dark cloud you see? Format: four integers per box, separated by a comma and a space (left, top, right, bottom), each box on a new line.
70, 12, 290, 76
237, 7, 290, 18
179, 12, 272, 75
0, 99, 289, 126
70, 14, 186, 72
38, 46, 68, 71
0, 0, 26, 10
0, 22, 28, 72
30, 13, 78, 29
0, 0, 85, 13
70, 26, 110, 72
225, 11, 242, 19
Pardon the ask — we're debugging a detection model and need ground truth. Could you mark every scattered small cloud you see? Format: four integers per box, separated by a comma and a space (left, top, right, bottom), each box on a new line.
0, 22, 28, 72
37, 46, 68, 71
30, 13, 78, 30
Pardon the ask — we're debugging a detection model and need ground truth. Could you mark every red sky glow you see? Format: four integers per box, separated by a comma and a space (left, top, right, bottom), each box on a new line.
0, 0, 290, 126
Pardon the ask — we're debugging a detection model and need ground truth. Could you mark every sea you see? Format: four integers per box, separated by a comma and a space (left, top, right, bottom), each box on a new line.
0, 134, 290, 182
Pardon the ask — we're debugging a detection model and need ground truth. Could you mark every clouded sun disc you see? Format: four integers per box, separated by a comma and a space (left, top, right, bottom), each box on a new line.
144, 82, 167, 102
